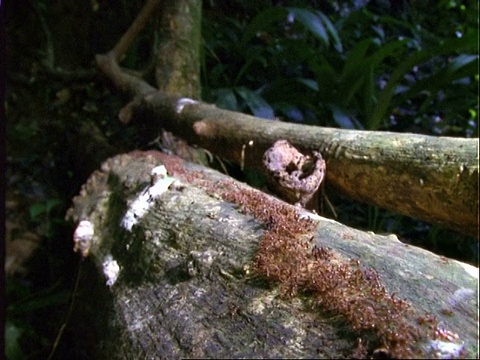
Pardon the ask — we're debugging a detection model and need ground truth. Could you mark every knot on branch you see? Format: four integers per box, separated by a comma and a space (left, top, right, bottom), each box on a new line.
263, 140, 326, 206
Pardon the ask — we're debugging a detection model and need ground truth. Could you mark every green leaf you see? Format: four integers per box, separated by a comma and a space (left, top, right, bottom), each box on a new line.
329, 105, 363, 129
312, 62, 337, 101
342, 75, 366, 106
287, 7, 328, 46
262, 78, 318, 106
234, 46, 267, 85
5, 321, 25, 360
29, 198, 62, 221
363, 64, 375, 120
275, 102, 304, 122
235, 87, 275, 119
369, 34, 477, 129
29, 203, 47, 221
296, 78, 319, 91
12, 123, 38, 142
342, 39, 374, 78
46, 198, 62, 213
369, 51, 427, 129
339, 39, 408, 106
214, 88, 239, 111
315, 10, 343, 52
365, 39, 409, 67
342, 39, 407, 81
437, 31, 477, 53
398, 55, 477, 106
7, 291, 69, 316
240, 8, 288, 47
447, 54, 478, 73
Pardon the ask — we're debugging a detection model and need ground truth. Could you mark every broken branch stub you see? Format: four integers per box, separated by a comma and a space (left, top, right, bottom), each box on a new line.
263, 140, 326, 206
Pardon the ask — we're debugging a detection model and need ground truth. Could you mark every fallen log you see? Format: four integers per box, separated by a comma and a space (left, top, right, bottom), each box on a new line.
67, 150, 478, 359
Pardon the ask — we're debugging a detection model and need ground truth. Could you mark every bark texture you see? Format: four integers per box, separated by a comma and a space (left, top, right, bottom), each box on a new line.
155, 0, 202, 98
67, 151, 478, 359
139, 93, 479, 237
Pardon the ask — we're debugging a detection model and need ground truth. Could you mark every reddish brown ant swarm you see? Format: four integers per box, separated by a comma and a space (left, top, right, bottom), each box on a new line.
166, 163, 457, 359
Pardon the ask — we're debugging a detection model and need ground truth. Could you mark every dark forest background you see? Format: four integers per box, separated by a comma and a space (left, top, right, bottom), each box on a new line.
3, 0, 478, 358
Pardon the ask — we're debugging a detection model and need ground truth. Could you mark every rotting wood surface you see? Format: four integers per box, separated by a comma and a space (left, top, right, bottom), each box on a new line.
67, 151, 479, 359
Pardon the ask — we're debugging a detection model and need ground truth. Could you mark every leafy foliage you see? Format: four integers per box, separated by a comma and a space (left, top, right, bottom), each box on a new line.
203, 1, 478, 135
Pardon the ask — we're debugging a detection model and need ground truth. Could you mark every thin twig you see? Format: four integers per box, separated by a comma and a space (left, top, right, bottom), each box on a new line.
110, 0, 162, 62
46, 258, 83, 360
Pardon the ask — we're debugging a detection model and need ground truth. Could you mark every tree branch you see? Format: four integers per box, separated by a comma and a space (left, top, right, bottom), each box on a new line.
144, 92, 479, 238
93, 1, 478, 238
110, 0, 162, 62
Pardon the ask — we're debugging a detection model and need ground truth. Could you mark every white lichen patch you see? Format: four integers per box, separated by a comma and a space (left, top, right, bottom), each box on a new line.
121, 165, 175, 231
73, 220, 94, 257
458, 262, 479, 279
175, 98, 198, 113
281, 313, 307, 352
446, 287, 476, 315
103, 254, 120, 287
151, 164, 167, 177
128, 318, 147, 332
187, 250, 218, 277
428, 340, 464, 359
449, 287, 475, 305
298, 210, 338, 226
247, 293, 276, 315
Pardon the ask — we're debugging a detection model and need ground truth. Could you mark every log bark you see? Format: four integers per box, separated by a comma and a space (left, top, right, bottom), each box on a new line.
67, 151, 478, 359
